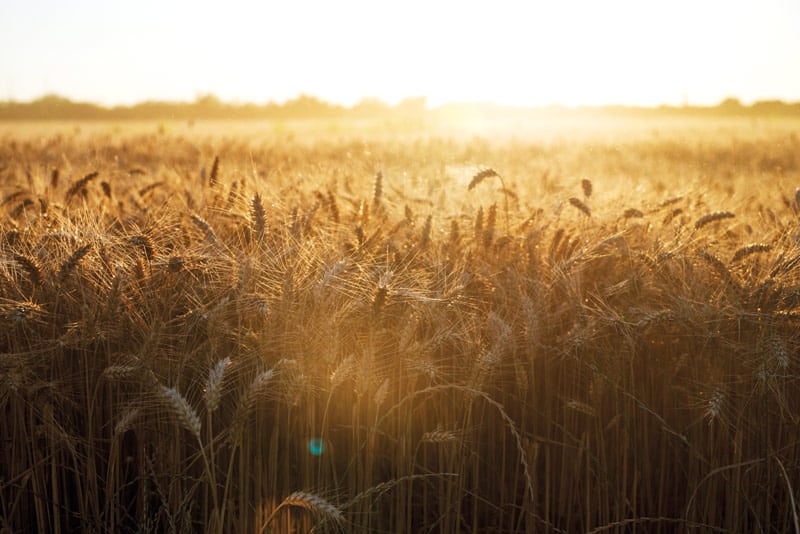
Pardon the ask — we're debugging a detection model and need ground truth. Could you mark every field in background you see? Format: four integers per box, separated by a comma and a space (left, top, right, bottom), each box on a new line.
1, 117, 799, 532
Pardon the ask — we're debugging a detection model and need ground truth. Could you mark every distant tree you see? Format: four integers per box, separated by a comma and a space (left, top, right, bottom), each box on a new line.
353, 97, 390, 116
718, 97, 743, 110
394, 97, 427, 115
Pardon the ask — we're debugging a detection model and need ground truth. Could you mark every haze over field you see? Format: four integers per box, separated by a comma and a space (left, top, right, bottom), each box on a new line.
2, 0, 799, 109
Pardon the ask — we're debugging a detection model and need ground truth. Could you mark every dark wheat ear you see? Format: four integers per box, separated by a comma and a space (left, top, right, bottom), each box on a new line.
327, 191, 340, 224
731, 243, 772, 263
208, 156, 220, 187
50, 168, 59, 189
372, 170, 383, 206
581, 178, 593, 198
65, 171, 99, 201
794, 187, 800, 215
419, 215, 432, 249
568, 197, 591, 217
251, 193, 266, 239
59, 243, 92, 281
694, 211, 734, 230
468, 168, 499, 190
13, 253, 42, 286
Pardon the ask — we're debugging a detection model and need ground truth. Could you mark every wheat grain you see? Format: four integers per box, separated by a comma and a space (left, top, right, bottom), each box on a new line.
326, 190, 340, 223
160, 385, 201, 438
59, 243, 92, 281
277, 491, 343, 525
190, 214, 218, 245
231, 369, 275, 444
114, 407, 141, 436
129, 235, 154, 261
247, 193, 265, 240
419, 214, 432, 248
694, 211, 734, 229
372, 170, 383, 206
205, 357, 231, 413
731, 243, 771, 263
468, 168, 499, 190
208, 155, 220, 187
13, 253, 42, 286
421, 428, 459, 443
581, 178, 593, 198
568, 197, 591, 217
65, 171, 98, 201
138, 181, 164, 197
624, 208, 644, 218
474, 206, 484, 238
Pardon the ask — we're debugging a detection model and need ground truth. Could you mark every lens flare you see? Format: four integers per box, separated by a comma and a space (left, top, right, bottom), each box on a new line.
308, 438, 325, 456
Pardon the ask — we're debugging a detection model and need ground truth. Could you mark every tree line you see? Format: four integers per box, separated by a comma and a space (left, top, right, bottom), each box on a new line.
0, 93, 797, 120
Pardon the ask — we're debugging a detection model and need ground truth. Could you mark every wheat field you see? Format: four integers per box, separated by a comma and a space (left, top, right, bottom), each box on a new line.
1, 117, 799, 532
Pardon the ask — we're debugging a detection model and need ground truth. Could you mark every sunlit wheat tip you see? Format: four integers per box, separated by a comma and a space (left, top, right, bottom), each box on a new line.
102, 365, 140, 381
330, 355, 355, 389
205, 357, 231, 413
114, 407, 141, 436
374, 378, 390, 407
422, 428, 459, 443
280, 491, 344, 524
160, 385, 201, 438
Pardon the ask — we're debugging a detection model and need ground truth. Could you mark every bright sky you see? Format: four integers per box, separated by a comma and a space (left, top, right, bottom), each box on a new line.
2, 0, 799, 108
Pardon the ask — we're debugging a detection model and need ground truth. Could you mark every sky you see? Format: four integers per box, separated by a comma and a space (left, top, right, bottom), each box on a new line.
2, 0, 799, 109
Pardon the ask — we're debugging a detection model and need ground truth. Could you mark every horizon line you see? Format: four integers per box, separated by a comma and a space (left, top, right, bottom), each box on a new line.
3, 93, 800, 112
